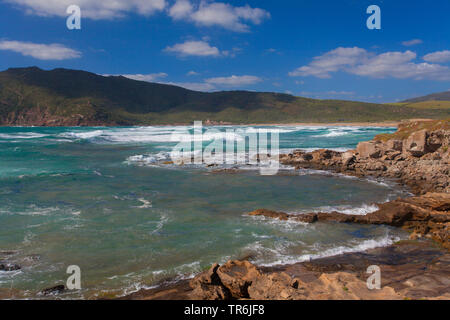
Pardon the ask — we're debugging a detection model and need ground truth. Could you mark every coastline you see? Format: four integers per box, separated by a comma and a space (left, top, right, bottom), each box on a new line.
3, 118, 442, 128
2, 120, 447, 300
122, 239, 449, 300
0, 120, 411, 128
120, 119, 449, 300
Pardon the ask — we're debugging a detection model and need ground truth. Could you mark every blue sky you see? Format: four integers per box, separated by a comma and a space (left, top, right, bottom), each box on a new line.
0, 0, 449, 102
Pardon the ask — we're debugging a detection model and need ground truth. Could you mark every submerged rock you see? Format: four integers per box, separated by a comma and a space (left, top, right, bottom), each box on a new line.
248, 193, 450, 249
40, 285, 66, 296
0, 263, 21, 271
248, 209, 290, 221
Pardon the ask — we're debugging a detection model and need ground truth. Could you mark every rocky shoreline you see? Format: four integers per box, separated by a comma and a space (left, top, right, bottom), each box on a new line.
124, 240, 449, 300
280, 119, 449, 195
249, 192, 449, 249
119, 120, 450, 300
4, 120, 447, 300
276, 120, 449, 247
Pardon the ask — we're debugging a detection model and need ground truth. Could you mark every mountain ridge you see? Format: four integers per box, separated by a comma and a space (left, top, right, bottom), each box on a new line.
1, 67, 449, 126
402, 91, 450, 103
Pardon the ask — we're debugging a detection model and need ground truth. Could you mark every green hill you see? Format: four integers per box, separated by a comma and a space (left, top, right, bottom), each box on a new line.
391, 91, 450, 110
1, 67, 449, 126
389, 100, 450, 110
401, 91, 450, 103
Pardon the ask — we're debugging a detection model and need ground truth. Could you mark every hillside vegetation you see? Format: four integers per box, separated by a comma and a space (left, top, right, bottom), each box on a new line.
388, 100, 450, 110
402, 91, 450, 103
375, 119, 450, 142
1, 67, 449, 126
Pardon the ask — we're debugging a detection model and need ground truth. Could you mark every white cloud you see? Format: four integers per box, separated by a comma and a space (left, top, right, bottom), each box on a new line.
163, 81, 215, 91
326, 91, 355, 95
423, 50, 450, 63
105, 73, 168, 82
205, 75, 261, 86
187, 70, 199, 76
0, 40, 81, 60
5, 0, 166, 19
168, 0, 193, 19
164, 40, 220, 57
299, 90, 355, 97
168, 0, 270, 32
104, 73, 261, 91
289, 47, 368, 79
402, 39, 423, 46
290, 47, 450, 81
6, 1, 269, 31
167, 75, 261, 91
102, 73, 215, 91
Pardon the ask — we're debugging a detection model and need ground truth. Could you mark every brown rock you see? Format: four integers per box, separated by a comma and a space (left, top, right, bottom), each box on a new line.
216, 260, 261, 299
190, 263, 220, 286
189, 263, 232, 300
356, 141, 382, 159
405, 129, 428, 157
341, 151, 356, 167
248, 272, 302, 300
427, 130, 446, 152
248, 193, 450, 248
248, 209, 290, 220
387, 139, 403, 152
190, 283, 230, 300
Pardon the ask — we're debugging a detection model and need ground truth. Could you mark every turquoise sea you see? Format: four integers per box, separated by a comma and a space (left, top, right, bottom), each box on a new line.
0, 125, 410, 299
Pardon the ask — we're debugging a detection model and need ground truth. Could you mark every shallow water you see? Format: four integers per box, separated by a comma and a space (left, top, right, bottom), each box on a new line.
0, 125, 409, 299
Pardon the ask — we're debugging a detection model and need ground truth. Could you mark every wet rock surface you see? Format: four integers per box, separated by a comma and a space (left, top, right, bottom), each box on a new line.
40, 285, 66, 296
125, 241, 449, 300
249, 192, 450, 248
276, 120, 450, 248
0, 263, 21, 271
0, 251, 21, 272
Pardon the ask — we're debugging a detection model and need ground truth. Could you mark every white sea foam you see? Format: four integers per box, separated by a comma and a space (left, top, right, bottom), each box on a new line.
246, 214, 310, 231
244, 127, 299, 134
60, 130, 104, 139
249, 234, 402, 267
56, 125, 370, 145
133, 198, 153, 209
0, 133, 48, 139
59, 127, 246, 143
291, 203, 380, 216
149, 214, 168, 235
312, 127, 362, 138
283, 147, 351, 153
21, 205, 61, 216
0, 269, 23, 284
